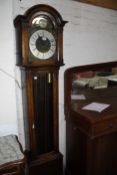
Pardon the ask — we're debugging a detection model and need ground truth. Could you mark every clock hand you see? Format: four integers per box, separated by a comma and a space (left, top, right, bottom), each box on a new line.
43, 30, 44, 37
42, 30, 47, 41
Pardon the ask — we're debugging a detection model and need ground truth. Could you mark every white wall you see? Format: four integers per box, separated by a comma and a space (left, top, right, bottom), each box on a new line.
0, 0, 18, 136
0, 0, 117, 166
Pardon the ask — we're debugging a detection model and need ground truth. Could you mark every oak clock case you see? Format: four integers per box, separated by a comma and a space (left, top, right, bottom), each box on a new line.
14, 4, 67, 175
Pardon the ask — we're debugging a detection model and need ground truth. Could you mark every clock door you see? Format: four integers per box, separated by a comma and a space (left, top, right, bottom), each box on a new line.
26, 69, 59, 158
33, 71, 54, 155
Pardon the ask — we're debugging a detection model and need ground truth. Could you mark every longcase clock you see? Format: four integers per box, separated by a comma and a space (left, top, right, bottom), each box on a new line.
14, 4, 67, 175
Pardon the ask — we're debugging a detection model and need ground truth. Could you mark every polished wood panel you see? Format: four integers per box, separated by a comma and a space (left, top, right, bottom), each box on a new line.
64, 62, 117, 175
29, 152, 63, 175
75, 0, 117, 10
66, 121, 117, 175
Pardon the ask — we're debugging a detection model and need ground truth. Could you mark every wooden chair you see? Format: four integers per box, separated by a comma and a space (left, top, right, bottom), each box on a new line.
0, 135, 25, 175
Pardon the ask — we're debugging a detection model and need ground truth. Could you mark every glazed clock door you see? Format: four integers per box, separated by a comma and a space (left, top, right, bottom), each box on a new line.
28, 71, 58, 156
33, 71, 54, 155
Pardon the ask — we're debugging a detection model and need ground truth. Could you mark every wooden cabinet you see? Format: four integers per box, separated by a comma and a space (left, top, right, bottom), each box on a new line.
66, 113, 117, 175
64, 62, 117, 175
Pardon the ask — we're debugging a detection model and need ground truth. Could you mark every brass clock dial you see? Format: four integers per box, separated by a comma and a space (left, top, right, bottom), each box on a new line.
29, 30, 56, 60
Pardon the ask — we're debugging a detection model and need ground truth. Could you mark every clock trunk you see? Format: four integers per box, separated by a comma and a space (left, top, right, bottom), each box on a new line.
21, 68, 63, 175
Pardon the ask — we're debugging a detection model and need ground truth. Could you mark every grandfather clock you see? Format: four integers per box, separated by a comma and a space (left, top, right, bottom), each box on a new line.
14, 4, 67, 175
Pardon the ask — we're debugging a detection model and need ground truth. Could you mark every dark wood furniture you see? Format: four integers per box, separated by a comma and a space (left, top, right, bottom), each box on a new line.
14, 4, 67, 175
0, 161, 25, 175
0, 135, 25, 175
64, 62, 117, 175
75, 0, 117, 10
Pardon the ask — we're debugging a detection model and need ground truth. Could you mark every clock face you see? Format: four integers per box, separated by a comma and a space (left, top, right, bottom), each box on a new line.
29, 30, 56, 60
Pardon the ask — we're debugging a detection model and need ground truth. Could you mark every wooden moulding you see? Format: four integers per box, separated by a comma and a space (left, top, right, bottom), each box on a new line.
74, 0, 117, 10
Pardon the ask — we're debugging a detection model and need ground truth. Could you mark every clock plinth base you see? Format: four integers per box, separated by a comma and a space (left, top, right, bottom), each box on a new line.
29, 151, 63, 175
